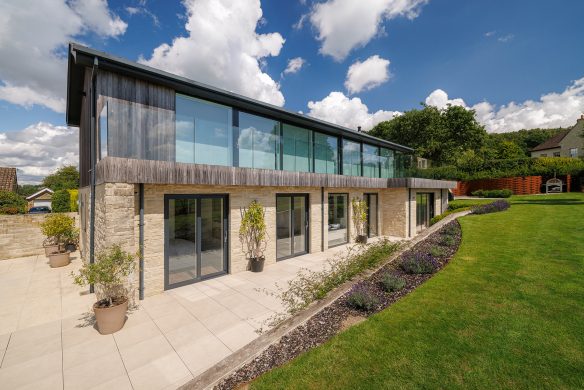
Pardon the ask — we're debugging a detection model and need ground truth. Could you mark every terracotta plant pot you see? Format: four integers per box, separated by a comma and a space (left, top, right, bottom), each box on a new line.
250, 257, 265, 273
48, 251, 70, 268
355, 235, 368, 244
93, 298, 128, 335
44, 244, 60, 256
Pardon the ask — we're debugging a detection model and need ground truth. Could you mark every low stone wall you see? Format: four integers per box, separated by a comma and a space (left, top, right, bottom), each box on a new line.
0, 212, 78, 260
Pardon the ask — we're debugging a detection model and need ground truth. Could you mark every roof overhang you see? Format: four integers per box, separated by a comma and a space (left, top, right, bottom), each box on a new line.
26, 188, 54, 201
95, 157, 456, 189
66, 43, 413, 153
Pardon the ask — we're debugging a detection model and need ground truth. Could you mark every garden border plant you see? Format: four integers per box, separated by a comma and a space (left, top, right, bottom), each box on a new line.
239, 200, 268, 273
216, 220, 463, 390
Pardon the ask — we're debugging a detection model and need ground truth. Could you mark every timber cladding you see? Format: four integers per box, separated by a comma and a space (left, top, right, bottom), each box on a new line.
96, 156, 456, 190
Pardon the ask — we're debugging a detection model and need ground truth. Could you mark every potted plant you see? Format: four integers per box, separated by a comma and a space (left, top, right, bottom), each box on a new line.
72, 244, 136, 335
63, 227, 80, 252
239, 200, 267, 272
40, 213, 75, 267
351, 197, 368, 244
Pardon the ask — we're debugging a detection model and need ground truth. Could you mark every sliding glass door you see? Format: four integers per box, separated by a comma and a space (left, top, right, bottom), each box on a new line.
328, 193, 348, 247
165, 194, 228, 289
276, 194, 309, 260
416, 193, 435, 233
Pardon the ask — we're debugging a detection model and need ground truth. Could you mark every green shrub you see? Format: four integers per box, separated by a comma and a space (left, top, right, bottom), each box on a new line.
448, 199, 493, 211
400, 253, 438, 274
471, 189, 513, 198
346, 285, 379, 311
441, 235, 456, 247
72, 244, 136, 307
40, 213, 76, 245
430, 246, 447, 257
68, 189, 79, 212
381, 274, 406, 292
0, 190, 26, 214
51, 189, 71, 212
239, 200, 267, 261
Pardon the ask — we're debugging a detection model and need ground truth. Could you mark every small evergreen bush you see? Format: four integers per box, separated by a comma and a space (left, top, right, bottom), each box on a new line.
471, 189, 513, 198
381, 274, 406, 292
430, 246, 447, 257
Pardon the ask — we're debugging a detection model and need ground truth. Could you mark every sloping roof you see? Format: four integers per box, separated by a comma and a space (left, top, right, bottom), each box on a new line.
0, 167, 17, 192
25, 188, 54, 201
530, 129, 570, 152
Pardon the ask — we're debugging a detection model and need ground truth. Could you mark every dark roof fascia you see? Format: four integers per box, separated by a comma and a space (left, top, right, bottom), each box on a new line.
67, 43, 413, 153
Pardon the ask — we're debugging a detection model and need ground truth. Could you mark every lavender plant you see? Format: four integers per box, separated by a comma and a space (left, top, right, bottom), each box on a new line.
346, 284, 379, 311
472, 200, 511, 215
399, 252, 438, 274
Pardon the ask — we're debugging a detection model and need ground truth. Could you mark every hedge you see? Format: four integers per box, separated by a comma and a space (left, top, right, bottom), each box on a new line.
410, 157, 584, 181
471, 189, 513, 198
52, 189, 71, 212
0, 190, 26, 214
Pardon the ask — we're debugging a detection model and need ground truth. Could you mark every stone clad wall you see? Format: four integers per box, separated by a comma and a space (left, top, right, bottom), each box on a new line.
0, 212, 78, 260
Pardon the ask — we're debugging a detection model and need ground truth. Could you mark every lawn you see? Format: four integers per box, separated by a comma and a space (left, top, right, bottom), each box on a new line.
252, 193, 584, 389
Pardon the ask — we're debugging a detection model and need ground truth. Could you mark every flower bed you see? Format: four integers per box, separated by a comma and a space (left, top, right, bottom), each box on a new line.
216, 220, 462, 390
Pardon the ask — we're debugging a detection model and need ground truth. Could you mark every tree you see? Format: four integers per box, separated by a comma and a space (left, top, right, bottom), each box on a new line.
0, 190, 26, 214
51, 189, 71, 212
42, 166, 79, 191
17, 184, 44, 197
370, 104, 486, 165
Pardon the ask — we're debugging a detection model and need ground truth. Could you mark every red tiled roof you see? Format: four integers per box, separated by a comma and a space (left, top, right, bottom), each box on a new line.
0, 167, 17, 192
530, 129, 571, 152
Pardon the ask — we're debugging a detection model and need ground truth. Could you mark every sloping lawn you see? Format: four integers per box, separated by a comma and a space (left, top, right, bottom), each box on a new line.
252, 193, 584, 389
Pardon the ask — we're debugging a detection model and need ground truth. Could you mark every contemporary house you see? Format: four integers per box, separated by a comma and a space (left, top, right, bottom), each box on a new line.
66, 43, 455, 297
530, 116, 584, 158
0, 167, 18, 193
25, 188, 53, 210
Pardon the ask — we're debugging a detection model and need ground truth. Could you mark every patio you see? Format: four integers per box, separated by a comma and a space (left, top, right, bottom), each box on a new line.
0, 237, 400, 389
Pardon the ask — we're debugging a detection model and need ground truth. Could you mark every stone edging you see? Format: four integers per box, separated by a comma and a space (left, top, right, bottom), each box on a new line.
180, 209, 472, 390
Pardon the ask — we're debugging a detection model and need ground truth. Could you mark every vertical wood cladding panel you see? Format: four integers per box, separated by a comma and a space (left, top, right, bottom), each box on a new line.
79, 68, 92, 188
97, 71, 176, 162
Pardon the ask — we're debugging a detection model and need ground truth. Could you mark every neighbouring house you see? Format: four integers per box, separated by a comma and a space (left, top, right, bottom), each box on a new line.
25, 188, 54, 210
66, 43, 456, 297
530, 116, 584, 158
0, 167, 18, 193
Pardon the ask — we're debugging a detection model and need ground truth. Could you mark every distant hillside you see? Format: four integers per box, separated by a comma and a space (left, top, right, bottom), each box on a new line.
487, 128, 565, 156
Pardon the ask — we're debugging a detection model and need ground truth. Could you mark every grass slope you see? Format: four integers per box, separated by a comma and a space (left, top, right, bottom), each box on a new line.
252, 194, 584, 389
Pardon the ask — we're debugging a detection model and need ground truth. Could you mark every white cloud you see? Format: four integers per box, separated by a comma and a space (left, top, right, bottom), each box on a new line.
307, 91, 400, 130
140, 0, 286, 106
126, 4, 160, 27
497, 34, 514, 43
424, 89, 466, 109
0, 0, 127, 113
345, 55, 391, 94
424, 78, 584, 132
309, 0, 429, 61
0, 122, 78, 183
283, 57, 306, 76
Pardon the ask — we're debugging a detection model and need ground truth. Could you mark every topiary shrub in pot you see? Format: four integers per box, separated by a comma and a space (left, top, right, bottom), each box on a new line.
72, 244, 136, 334
40, 213, 75, 267
239, 200, 268, 272
351, 197, 368, 244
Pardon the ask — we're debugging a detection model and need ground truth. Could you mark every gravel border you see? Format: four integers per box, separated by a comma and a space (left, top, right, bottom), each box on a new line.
215, 220, 462, 390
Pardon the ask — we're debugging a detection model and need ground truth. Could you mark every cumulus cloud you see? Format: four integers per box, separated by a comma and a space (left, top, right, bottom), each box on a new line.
345, 55, 391, 94
0, 0, 127, 113
140, 0, 286, 106
0, 122, 78, 183
424, 89, 466, 109
282, 57, 306, 76
424, 78, 584, 132
309, 0, 429, 61
307, 91, 400, 130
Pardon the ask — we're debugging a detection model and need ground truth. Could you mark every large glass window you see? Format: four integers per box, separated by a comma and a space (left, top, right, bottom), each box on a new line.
314, 132, 339, 174
362, 144, 379, 178
328, 194, 348, 247
98, 102, 108, 160
238, 112, 280, 170
380, 147, 394, 178
283, 124, 312, 172
342, 139, 361, 176
175, 94, 233, 166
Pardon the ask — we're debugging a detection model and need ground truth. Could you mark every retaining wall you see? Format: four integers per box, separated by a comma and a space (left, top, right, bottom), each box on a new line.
0, 213, 78, 260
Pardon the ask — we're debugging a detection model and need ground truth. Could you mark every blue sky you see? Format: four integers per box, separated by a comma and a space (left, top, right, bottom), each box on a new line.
1, 0, 584, 182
